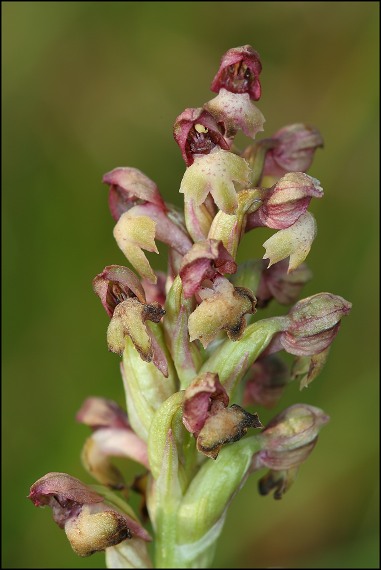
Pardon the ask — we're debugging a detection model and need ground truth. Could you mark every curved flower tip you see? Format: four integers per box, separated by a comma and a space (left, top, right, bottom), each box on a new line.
182, 372, 262, 459
262, 211, 317, 272
248, 172, 323, 231
173, 107, 230, 166
113, 210, 159, 284
281, 292, 352, 356
76, 398, 149, 489
76, 397, 130, 430
180, 149, 251, 215
107, 298, 165, 360
205, 88, 265, 140
188, 276, 256, 348
256, 259, 312, 308
258, 467, 299, 500
263, 123, 324, 178
211, 45, 262, 101
93, 265, 146, 318
291, 347, 331, 390
29, 473, 151, 557
103, 167, 166, 221
179, 239, 237, 299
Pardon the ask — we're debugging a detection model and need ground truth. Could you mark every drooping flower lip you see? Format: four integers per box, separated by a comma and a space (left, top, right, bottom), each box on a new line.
76, 397, 131, 430
210, 45, 262, 101
188, 276, 257, 348
173, 107, 230, 166
182, 372, 262, 459
93, 265, 146, 318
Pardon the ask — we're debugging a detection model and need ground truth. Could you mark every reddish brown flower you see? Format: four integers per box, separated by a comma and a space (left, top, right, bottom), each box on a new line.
173, 107, 230, 166
211, 45, 262, 101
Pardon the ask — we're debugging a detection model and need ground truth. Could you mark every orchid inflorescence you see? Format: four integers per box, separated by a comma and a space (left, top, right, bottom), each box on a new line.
29, 45, 351, 568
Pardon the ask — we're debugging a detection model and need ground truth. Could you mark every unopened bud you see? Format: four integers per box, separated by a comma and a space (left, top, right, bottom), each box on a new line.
263, 123, 323, 178
247, 172, 323, 231
282, 293, 352, 356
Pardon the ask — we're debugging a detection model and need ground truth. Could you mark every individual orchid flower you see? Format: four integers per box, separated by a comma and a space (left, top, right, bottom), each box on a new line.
93, 264, 146, 317
246, 172, 323, 231
76, 397, 149, 490
188, 276, 257, 348
264, 293, 352, 359
280, 292, 352, 356
28, 473, 151, 556
182, 372, 262, 459
180, 149, 251, 215
262, 211, 317, 272
252, 403, 329, 499
210, 44, 262, 101
93, 265, 168, 374
173, 107, 230, 166
243, 354, 290, 409
263, 123, 324, 179
103, 167, 166, 220
255, 259, 312, 307
179, 239, 237, 299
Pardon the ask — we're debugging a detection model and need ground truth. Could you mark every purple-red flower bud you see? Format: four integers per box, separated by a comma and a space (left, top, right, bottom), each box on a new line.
281, 293, 352, 356
263, 123, 324, 178
256, 259, 312, 308
252, 403, 329, 497
246, 172, 323, 231
211, 45, 262, 101
243, 355, 289, 409
173, 107, 230, 166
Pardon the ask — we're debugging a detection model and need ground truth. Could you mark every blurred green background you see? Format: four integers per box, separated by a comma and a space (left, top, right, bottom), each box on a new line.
2, 2, 379, 568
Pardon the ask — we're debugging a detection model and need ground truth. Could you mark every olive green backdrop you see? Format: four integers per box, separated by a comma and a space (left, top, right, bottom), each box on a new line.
2, 2, 379, 568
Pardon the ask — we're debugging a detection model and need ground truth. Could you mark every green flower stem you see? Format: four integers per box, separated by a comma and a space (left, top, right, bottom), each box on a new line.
200, 317, 288, 396
241, 138, 277, 187
164, 276, 203, 389
172, 435, 263, 567
153, 432, 183, 569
